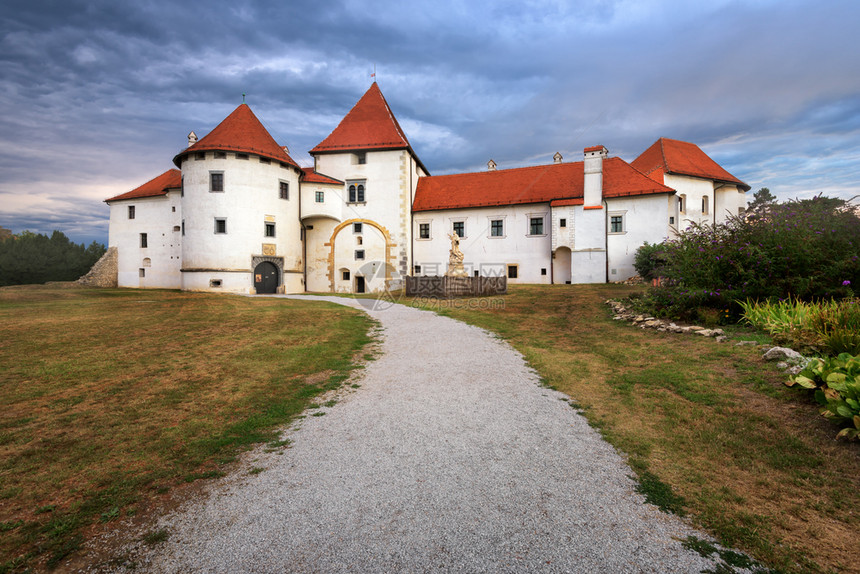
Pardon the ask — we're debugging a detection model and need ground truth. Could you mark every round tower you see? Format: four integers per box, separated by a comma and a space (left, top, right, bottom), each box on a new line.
173, 104, 304, 294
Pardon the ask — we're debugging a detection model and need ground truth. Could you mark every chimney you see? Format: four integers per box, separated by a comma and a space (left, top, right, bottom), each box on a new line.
553, 152, 563, 164
282, 145, 290, 156
487, 159, 497, 171
187, 131, 198, 148
583, 145, 608, 207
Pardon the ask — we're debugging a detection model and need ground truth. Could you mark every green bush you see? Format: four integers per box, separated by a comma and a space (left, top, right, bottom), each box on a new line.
641, 196, 859, 319
788, 353, 860, 440
633, 242, 668, 281
0, 231, 105, 286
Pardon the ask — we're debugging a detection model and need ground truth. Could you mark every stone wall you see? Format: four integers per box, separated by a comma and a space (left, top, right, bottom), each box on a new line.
77, 246, 118, 287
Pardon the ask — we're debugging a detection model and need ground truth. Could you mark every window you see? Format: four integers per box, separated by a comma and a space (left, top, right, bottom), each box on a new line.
236, 153, 249, 160
474, 270, 479, 277
342, 270, 350, 280
413, 265, 421, 274
195, 152, 205, 160
452, 221, 465, 238
214, 218, 227, 234
181, 220, 185, 236
128, 205, 135, 219
214, 151, 226, 159
279, 181, 289, 200
419, 223, 430, 239
355, 250, 365, 260
529, 217, 544, 236
608, 211, 627, 234
210, 279, 222, 288
139, 268, 145, 278
347, 181, 366, 203
180, 176, 184, 196
560, 218, 567, 228
669, 216, 675, 225
259, 157, 271, 164
702, 196, 709, 214
353, 222, 362, 233
315, 191, 324, 203
490, 219, 504, 237
355, 152, 366, 165
173, 225, 180, 232
140, 233, 148, 248
541, 268, 547, 276
143, 257, 151, 268
679, 194, 686, 213
265, 222, 275, 237
356, 236, 363, 245
171, 206, 176, 212
507, 265, 518, 279
210, 172, 224, 192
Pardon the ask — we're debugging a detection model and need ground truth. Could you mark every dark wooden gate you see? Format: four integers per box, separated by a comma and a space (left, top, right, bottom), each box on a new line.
254, 261, 279, 294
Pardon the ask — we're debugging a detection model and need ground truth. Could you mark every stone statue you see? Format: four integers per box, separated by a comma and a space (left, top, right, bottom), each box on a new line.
446, 232, 468, 277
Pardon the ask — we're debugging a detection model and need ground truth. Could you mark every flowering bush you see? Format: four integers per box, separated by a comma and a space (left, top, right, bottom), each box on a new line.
637, 196, 860, 319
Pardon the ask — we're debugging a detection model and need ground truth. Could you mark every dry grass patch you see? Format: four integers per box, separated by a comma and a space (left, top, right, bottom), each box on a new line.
0, 285, 373, 571
405, 284, 859, 574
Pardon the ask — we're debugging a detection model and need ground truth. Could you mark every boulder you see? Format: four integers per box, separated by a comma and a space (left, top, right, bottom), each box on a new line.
762, 347, 804, 363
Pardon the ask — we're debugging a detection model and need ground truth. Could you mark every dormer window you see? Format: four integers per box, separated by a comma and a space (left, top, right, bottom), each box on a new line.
236, 153, 249, 160
214, 151, 226, 159
195, 152, 205, 160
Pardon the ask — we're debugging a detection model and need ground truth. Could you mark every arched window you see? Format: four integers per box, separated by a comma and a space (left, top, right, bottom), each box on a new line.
348, 184, 356, 203
142, 257, 151, 268
679, 194, 686, 213
357, 184, 365, 202
702, 195, 709, 214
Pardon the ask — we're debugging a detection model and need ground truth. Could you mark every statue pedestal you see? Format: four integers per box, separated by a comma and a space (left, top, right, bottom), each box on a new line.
445, 263, 468, 277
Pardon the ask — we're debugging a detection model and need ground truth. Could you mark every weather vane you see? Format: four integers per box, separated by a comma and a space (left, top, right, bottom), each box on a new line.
371, 64, 376, 82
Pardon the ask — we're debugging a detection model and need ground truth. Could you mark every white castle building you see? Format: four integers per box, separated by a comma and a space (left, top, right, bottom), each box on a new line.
106, 83, 749, 294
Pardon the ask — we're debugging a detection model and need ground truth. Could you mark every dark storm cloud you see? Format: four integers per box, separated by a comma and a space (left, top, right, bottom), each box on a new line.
0, 0, 858, 245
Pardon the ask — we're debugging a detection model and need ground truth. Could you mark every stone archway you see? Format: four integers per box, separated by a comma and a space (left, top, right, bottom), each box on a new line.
325, 219, 395, 292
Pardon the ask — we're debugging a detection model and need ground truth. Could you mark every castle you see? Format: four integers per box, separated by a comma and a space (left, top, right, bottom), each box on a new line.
106, 83, 749, 294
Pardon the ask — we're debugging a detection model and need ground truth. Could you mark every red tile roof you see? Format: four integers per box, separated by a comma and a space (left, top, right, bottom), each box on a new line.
301, 168, 342, 185
311, 83, 411, 153
631, 138, 750, 191
105, 169, 181, 202
173, 104, 300, 169
413, 157, 674, 212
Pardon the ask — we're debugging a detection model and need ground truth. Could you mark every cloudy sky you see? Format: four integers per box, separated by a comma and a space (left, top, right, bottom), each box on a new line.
1, 0, 858, 245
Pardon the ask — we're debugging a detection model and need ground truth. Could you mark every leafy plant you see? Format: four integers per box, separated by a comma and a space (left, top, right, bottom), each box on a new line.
789, 353, 860, 440
633, 241, 668, 281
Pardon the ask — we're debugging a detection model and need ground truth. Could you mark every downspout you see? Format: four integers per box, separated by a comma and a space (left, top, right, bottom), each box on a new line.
604, 198, 609, 283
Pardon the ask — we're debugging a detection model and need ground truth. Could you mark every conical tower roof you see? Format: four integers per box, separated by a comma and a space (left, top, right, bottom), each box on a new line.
173, 104, 300, 168
311, 82, 413, 154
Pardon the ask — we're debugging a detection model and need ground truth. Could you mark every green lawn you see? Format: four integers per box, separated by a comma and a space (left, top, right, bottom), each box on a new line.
406, 284, 860, 574
0, 285, 373, 572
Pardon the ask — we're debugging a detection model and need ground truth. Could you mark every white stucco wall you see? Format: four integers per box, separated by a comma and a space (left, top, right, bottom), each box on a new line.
605, 194, 674, 281
412, 204, 553, 284
108, 191, 181, 289
179, 152, 302, 293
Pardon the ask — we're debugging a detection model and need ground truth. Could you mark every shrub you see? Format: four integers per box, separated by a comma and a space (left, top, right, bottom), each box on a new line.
644, 196, 860, 318
789, 353, 860, 440
633, 242, 668, 281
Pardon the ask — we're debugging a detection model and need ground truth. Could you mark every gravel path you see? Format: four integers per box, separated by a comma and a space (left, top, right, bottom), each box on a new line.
101, 296, 724, 573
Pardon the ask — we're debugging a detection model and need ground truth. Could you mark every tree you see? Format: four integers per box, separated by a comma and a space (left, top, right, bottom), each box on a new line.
0, 226, 11, 240
0, 230, 106, 286
747, 187, 776, 211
